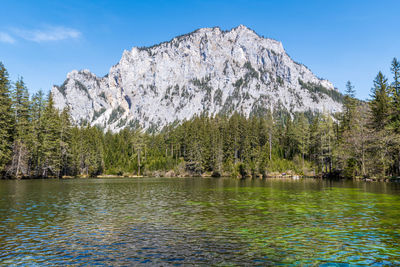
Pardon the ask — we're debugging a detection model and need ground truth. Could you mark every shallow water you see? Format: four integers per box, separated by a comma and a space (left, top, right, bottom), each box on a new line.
0, 178, 399, 265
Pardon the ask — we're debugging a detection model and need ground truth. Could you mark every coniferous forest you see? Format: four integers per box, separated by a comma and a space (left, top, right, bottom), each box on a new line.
1, 59, 400, 180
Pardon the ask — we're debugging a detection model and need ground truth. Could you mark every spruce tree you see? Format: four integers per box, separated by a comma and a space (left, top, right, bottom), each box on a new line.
293, 113, 309, 168
10, 77, 31, 177
29, 90, 46, 177
369, 72, 394, 177
342, 81, 357, 131
41, 93, 61, 177
390, 58, 400, 131
369, 72, 390, 129
390, 58, 400, 175
338, 81, 360, 176
309, 114, 322, 173
264, 110, 274, 162
59, 108, 72, 176
0, 62, 15, 174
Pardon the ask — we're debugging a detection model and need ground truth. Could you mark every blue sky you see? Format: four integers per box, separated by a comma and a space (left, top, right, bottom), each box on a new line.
0, 0, 399, 99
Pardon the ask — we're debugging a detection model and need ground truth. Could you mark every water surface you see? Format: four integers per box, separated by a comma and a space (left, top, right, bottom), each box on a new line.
0, 178, 399, 265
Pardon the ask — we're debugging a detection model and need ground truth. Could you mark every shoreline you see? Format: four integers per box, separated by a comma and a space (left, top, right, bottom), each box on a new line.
2, 173, 399, 182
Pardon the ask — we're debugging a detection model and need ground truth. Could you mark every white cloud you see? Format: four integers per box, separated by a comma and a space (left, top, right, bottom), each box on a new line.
13, 26, 81, 42
0, 32, 16, 44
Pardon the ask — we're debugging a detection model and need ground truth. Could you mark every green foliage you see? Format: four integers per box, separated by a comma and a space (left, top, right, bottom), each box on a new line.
0, 65, 106, 178
191, 76, 212, 95
2, 58, 400, 180
92, 108, 106, 122
108, 106, 125, 125
233, 78, 243, 89
244, 61, 259, 80
341, 81, 358, 131
276, 76, 284, 86
299, 79, 343, 103
390, 58, 400, 132
213, 88, 223, 105
41, 94, 62, 177
235, 162, 248, 178
9, 78, 31, 177
117, 117, 127, 128
12, 78, 30, 138
343, 158, 357, 178
369, 72, 390, 129
0, 62, 14, 172
99, 92, 106, 100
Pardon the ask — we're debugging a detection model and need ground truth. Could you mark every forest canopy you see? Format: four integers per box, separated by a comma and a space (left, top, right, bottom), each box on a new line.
0, 58, 400, 179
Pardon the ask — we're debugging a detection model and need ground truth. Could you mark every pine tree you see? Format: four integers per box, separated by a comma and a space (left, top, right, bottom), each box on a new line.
390, 57, 400, 107
369, 72, 390, 129
41, 93, 61, 177
264, 110, 274, 162
389, 58, 400, 175
59, 108, 72, 176
338, 102, 370, 178
389, 58, 400, 130
350, 104, 370, 176
29, 90, 46, 177
342, 81, 357, 131
0, 62, 15, 174
210, 118, 223, 176
82, 126, 104, 176
309, 114, 322, 174
131, 129, 144, 175
369, 72, 394, 177
320, 113, 335, 173
9, 77, 31, 177
337, 81, 361, 176
293, 113, 309, 168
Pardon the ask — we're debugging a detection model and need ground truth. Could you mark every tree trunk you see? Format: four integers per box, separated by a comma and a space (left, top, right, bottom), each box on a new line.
138, 149, 141, 176
269, 132, 272, 161
361, 143, 366, 176
16, 143, 22, 178
398, 151, 400, 176
175, 145, 178, 163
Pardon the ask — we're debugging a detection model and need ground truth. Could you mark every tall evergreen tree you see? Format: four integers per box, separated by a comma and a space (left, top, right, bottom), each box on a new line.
9, 77, 31, 177
0, 62, 15, 173
29, 90, 46, 177
41, 93, 61, 177
59, 108, 72, 176
390, 58, 400, 131
293, 113, 309, 168
369, 72, 395, 177
389, 58, 400, 175
369, 72, 390, 129
342, 81, 357, 131
309, 114, 323, 174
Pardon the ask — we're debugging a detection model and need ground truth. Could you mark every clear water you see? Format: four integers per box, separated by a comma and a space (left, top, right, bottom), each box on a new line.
0, 178, 399, 266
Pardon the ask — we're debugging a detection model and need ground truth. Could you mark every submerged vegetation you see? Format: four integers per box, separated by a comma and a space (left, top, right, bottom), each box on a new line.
0, 58, 400, 179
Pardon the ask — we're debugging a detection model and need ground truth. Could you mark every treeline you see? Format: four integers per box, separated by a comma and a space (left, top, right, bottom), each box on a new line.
0, 58, 399, 179
338, 58, 400, 178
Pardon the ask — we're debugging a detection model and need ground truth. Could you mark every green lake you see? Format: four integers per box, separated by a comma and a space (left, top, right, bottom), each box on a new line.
0, 177, 399, 265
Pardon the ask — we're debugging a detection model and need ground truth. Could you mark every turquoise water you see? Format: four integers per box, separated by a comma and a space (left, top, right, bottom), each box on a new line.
0, 178, 399, 265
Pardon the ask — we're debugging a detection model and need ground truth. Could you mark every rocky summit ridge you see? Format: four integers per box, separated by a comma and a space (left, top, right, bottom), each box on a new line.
52, 25, 343, 132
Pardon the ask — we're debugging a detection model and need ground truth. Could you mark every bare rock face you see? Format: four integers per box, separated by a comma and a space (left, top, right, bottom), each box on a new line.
52, 25, 342, 132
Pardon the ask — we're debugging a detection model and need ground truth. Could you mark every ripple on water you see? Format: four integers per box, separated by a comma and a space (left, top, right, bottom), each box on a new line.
0, 178, 399, 265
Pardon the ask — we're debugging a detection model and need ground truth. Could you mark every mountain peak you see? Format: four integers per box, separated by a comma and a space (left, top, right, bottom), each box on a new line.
52, 26, 342, 132
233, 24, 252, 32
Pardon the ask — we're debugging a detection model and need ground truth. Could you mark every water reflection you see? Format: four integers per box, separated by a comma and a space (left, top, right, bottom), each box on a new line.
0, 178, 399, 265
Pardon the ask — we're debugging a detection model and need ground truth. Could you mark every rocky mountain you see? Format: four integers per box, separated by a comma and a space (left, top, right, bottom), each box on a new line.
52, 25, 343, 132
